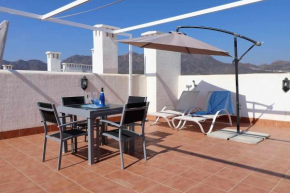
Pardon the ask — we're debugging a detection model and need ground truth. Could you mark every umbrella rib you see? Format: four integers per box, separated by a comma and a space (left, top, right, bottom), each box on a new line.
186, 47, 191, 54
141, 43, 151, 48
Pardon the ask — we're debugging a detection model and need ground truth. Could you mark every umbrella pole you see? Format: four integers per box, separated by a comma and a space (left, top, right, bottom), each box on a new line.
234, 36, 240, 133
176, 26, 261, 134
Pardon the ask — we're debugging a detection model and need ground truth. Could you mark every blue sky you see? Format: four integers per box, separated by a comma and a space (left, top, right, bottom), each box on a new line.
0, 0, 289, 65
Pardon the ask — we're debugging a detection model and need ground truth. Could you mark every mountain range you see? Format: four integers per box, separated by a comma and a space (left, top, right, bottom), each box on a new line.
2, 59, 47, 71
2, 53, 290, 75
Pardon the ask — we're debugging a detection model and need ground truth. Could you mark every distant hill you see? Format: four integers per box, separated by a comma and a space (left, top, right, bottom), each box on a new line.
3, 53, 290, 75
62, 55, 92, 65
181, 54, 266, 75
118, 52, 144, 74
2, 59, 47, 71
260, 60, 290, 72
62, 52, 145, 74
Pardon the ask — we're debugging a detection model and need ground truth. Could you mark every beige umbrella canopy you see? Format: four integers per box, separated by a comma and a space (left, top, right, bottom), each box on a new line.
119, 31, 230, 57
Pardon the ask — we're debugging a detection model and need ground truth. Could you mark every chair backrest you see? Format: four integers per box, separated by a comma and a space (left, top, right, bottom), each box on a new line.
120, 102, 149, 126
61, 96, 85, 106
175, 91, 200, 111
127, 96, 147, 104
37, 102, 61, 133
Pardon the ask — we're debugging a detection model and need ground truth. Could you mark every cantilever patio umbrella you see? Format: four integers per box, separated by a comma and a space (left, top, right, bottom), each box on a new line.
119, 26, 261, 135
119, 31, 230, 56
0, 20, 9, 65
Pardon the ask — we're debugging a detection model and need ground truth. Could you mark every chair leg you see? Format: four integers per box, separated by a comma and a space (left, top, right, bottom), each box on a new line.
75, 137, 78, 153
70, 138, 74, 153
164, 117, 173, 128
179, 121, 187, 130
58, 141, 63, 170
84, 128, 87, 142
124, 141, 128, 153
96, 121, 100, 162
42, 137, 47, 162
119, 138, 124, 170
142, 136, 147, 161
151, 117, 160, 125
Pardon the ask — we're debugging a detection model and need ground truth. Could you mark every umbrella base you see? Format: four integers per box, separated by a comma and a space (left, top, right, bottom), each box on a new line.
207, 128, 270, 144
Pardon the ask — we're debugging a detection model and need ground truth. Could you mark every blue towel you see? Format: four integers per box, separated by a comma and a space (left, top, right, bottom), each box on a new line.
192, 91, 235, 116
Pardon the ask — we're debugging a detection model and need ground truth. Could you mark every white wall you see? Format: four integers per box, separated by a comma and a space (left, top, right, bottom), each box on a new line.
46, 52, 61, 72
144, 48, 181, 112
92, 27, 118, 74
0, 71, 144, 131
132, 75, 147, 97
179, 73, 290, 122
1, 70, 290, 132
156, 50, 181, 111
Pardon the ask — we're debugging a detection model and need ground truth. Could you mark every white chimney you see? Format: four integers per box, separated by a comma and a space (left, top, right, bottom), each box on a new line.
92, 24, 119, 74
46, 51, 62, 72
2, 64, 13, 70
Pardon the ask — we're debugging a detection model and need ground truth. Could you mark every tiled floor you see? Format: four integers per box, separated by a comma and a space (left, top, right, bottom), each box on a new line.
1, 120, 290, 193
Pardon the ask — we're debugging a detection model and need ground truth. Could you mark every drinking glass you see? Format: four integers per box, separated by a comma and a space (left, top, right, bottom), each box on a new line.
86, 92, 92, 104
92, 92, 99, 105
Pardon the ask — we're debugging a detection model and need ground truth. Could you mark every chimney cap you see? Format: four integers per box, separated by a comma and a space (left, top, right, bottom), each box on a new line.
141, 31, 165, 36
94, 24, 120, 30
46, 51, 62, 55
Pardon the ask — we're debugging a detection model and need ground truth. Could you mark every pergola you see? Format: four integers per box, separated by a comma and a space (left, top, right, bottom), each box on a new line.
0, 0, 264, 95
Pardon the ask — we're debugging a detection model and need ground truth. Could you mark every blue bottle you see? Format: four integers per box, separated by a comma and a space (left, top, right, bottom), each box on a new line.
99, 87, 105, 107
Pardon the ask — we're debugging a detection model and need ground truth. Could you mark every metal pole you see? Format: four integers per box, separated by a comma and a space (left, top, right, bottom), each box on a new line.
129, 42, 133, 96
234, 36, 240, 133
176, 25, 261, 134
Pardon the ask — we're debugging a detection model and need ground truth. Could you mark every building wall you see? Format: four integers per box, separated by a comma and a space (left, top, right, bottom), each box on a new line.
1, 70, 290, 132
93, 30, 118, 74
144, 49, 181, 112
0, 70, 144, 131
144, 49, 157, 112
156, 50, 181, 112
179, 73, 290, 122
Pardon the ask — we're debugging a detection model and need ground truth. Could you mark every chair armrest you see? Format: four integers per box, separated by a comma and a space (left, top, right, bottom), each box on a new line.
182, 106, 195, 115
214, 109, 230, 118
100, 119, 121, 127
58, 119, 87, 127
160, 105, 175, 112
188, 107, 202, 114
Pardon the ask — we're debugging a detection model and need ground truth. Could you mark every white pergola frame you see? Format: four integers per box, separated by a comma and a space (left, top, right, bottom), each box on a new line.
41, 0, 90, 20
0, 0, 264, 95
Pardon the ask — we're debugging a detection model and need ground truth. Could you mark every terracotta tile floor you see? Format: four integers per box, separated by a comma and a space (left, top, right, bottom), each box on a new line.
1, 120, 290, 193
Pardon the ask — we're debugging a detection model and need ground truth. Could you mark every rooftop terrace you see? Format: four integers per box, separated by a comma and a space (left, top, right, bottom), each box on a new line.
1, 120, 290, 193
1, 1, 289, 192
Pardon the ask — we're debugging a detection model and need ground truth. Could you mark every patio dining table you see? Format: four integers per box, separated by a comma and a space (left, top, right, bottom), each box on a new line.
58, 103, 123, 165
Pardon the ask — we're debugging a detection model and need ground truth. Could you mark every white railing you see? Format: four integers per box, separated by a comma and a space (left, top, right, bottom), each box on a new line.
62, 63, 92, 72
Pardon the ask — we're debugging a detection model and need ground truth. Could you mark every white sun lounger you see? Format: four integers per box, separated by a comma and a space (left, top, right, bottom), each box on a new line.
149, 91, 200, 128
172, 91, 233, 134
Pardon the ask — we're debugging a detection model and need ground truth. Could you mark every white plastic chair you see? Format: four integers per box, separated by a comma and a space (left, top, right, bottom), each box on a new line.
149, 91, 200, 128
172, 91, 233, 134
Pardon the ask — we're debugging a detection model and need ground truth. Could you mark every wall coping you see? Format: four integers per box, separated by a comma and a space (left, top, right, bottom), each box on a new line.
0, 70, 147, 77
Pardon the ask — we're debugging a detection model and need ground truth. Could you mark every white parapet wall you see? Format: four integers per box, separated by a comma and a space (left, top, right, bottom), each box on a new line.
1, 70, 290, 132
0, 70, 146, 131
179, 73, 290, 122
62, 63, 92, 73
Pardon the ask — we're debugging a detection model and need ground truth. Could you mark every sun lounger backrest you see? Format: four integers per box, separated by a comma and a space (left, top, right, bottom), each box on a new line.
175, 91, 200, 111
203, 91, 214, 111
202, 91, 235, 114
